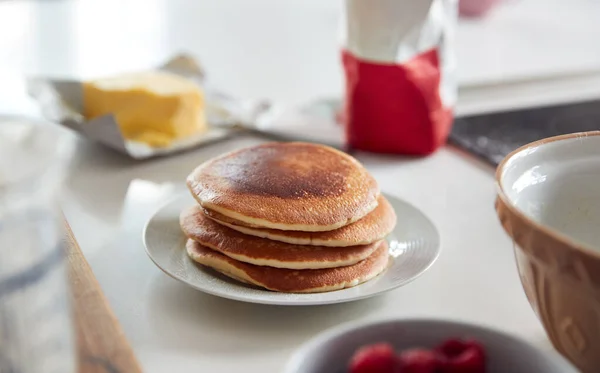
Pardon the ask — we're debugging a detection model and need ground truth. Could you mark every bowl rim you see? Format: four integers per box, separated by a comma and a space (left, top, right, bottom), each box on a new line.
284, 317, 577, 373
495, 130, 600, 259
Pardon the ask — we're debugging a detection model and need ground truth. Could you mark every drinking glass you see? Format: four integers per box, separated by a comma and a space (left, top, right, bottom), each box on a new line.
0, 118, 75, 373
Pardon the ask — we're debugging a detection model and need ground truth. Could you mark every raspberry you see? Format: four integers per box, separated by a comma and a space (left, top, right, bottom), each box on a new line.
349, 343, 400, 373
397, 348, 440, 373
437, 339, 469, 357
436, 339, 486, 373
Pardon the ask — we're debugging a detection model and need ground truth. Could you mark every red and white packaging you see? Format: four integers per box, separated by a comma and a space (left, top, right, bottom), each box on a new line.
342, 0, 458, 155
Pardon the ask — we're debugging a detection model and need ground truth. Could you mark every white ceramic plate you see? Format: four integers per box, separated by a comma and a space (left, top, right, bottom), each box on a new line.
143, 193, 440, 306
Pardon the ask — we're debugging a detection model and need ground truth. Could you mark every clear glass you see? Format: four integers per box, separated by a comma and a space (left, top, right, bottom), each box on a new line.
0, 118, 75, 373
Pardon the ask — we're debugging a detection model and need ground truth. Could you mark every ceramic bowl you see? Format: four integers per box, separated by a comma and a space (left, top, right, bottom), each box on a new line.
496, 131, 600, 373
284, 319, 577, 373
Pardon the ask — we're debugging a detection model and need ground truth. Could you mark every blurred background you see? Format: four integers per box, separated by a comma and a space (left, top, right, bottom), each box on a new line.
1, 0, 600, 117
1, 2, 598, 372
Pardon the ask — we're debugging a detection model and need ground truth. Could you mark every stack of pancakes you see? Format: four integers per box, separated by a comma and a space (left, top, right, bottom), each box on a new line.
180, 142, 396, 293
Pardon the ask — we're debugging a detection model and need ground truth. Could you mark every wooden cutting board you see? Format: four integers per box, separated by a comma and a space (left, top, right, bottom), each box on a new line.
64, 221, 143, 373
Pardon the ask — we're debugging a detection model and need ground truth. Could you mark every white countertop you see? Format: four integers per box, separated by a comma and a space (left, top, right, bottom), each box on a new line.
1, 0, 598, 371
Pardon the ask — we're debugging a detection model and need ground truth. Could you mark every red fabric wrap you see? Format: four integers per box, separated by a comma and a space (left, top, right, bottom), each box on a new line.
342, 48, 453, 155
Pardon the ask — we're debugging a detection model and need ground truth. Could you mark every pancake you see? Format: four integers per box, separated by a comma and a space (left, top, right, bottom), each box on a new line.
204, 195, 397, 247
186, 239, 389, 293
186, 142, 380, 232
180, 205, 381, 269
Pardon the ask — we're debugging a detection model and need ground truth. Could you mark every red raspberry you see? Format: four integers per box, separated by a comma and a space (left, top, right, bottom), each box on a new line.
349, 343, 400, 373
398, 348, 440, 373
436, 339, 486, 373
437, 339, 469, 357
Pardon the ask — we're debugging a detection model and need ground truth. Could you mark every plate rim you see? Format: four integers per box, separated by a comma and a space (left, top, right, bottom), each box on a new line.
142, 192, 441, 306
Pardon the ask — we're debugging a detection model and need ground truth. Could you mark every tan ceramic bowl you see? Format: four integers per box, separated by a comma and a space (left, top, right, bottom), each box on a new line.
496, 131, 600, 373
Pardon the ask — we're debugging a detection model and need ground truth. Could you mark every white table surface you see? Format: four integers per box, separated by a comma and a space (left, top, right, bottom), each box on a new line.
1, 0, 598, 371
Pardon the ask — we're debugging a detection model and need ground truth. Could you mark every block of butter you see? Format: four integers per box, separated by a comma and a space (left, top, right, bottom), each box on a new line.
83, 71, 207, 148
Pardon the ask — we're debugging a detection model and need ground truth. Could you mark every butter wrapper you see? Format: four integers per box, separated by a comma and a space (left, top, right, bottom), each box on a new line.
253, 99, 345, 149
26, 55, 267, 159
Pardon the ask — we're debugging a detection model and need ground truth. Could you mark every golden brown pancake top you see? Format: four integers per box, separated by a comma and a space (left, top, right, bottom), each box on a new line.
186, 142, 380, 231
211, 143, 350, 199
180, 205, 381, 268
204, 195, 397, 247
186, 239, 389, 293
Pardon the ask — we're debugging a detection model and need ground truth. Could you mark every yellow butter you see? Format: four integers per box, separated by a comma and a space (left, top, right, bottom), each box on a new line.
83, 71, 207, 148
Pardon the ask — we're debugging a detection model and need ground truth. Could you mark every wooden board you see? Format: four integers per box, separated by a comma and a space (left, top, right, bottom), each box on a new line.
64, 221, 143, 373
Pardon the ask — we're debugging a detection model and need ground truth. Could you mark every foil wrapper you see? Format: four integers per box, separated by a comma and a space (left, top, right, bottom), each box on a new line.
26, 55, 267, 159
253, 99, 345, 149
